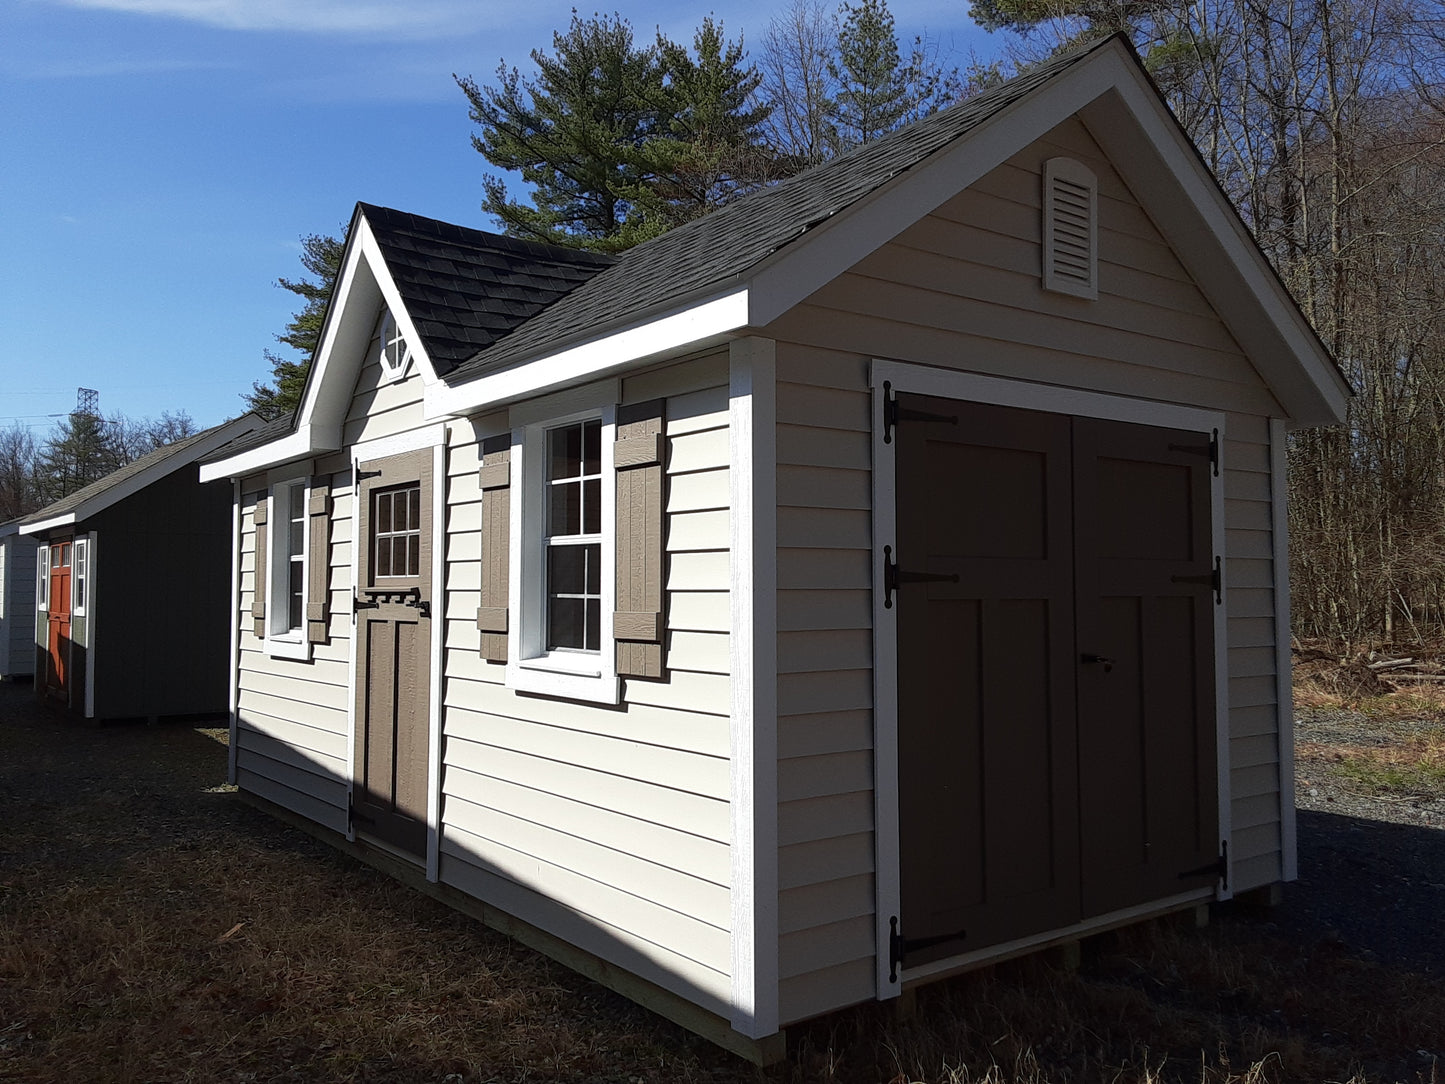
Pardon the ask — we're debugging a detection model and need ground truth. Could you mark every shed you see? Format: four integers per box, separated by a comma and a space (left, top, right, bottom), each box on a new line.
19, 415, 264, 719
196, 35, 1348, 1063
0, 520, 39, 680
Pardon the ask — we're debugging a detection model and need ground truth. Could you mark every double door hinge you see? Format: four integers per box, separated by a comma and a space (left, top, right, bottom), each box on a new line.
881, 381, 959, 444
1169, 428, 1220, 477
888, 916, 967, 982
1171, 555, 1223, 605
883, 545, 960, 609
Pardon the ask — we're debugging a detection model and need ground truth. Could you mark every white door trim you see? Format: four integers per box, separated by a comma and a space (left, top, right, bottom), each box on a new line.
869, 358, 1231, 998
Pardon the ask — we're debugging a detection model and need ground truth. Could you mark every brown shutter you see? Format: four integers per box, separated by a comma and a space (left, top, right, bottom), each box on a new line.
477, 435, 511, 663
251, 495, 268, 639
306, 476, 333, 644
614, 399, 667, 679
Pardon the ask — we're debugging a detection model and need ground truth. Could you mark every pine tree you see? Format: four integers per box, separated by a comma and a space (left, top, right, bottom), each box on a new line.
34, 412, 124, 502
245, 232, 344, 421
830, 0, 911, 147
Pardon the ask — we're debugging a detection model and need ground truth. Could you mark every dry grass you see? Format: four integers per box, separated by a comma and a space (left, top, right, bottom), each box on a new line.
3, 686, 1442, 1083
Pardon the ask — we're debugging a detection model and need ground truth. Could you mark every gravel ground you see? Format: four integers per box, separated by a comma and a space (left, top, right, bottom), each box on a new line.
1277, 708, 1445, 974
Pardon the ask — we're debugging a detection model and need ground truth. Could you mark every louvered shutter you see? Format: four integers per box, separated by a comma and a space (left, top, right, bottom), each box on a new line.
614, 399, 667, 679
251, 495, 268, 638
476, 435, 511, 663
306, 477, 333, 644
1043, 157, 1098, 300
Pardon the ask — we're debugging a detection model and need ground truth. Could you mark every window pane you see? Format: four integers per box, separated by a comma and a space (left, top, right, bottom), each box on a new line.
377, 491, 392, 534
549, 480, 580, 536
289, 562, 303, 629
376, 537, 392, 577
289, 484, 304, 520
549, 423, 582, 480
585, 598, 600, 651
289, 518, 304, 557
548, 597, 585, 650
407, 534, 419, 577
52, 548, 60, 568
408, 486, 420, 532
548, 546, 587, 595
584, 542, 601, 593
583, 419, 601, 475
583, 478, 600, 535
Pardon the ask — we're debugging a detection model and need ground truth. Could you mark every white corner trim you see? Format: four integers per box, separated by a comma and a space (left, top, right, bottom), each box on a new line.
1271, 417, 1298, 882
19, 512, 77, 536
1212, 426, 1233, 902
82, 531, 95, 720
426, 440, 445, 884
426, 288, 750, 419
228, 479, 241, 786
729, 336, 779, 1039
346, 457, 360, 844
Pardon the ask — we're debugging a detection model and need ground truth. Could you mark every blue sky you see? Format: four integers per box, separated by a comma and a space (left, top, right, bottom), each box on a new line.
0, 0, 999, 434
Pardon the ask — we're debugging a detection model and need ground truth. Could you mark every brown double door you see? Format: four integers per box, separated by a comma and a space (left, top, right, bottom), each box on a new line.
895, 396, 1218, 965
353, 450, 434, 858
46, 540, 72, 701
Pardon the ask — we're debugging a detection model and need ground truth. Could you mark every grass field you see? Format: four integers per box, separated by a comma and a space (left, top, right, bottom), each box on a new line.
1, 679, 1441, 1083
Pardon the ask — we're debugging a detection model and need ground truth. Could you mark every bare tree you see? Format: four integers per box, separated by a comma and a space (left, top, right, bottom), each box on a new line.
758, 0, 841, 168
0, 423, 40, 522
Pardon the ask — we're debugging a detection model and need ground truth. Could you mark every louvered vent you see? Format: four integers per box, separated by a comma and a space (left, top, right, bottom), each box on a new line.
1043, 157, 1098, 300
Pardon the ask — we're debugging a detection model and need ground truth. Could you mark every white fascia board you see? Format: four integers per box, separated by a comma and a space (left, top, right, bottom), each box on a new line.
27, 416, 265, 530
425, 287, 749, 418
198, 430, 317, 483
18, 513, 77, 536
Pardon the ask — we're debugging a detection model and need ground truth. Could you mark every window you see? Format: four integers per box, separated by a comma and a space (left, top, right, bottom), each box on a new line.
506, 397, 619, 702
373, 483, 421, 578
72, 538, 88, 617
379, 309, 413, 383
37, 545, 48, 612
264, 477, 310, 660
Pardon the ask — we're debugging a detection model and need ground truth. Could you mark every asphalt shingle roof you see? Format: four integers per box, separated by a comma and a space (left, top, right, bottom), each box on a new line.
360, 204, 615, 376
20, 417, 258, 526
443, 35, 1115, 384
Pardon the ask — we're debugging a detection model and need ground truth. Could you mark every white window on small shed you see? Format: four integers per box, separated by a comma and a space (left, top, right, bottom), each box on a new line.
379, 309, 413, 383
1042, 157, 1098, 300
72, 538, 88, 617
37, 545, 49, 612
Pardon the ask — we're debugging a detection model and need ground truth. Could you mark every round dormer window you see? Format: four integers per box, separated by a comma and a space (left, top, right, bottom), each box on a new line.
379, 309, 412, 382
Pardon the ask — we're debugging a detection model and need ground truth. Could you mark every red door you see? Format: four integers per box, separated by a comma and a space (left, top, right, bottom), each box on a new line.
46, 540, 72, 701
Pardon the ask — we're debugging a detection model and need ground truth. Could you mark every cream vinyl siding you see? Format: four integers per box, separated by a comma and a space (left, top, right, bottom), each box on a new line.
765, 119, 1287, 1025
342, 328, 428, 446
438, 352, 736, 1015
234, 478, 354, 834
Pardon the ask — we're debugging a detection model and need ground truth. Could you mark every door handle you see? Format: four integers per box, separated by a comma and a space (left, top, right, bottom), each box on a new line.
1080, 653, 1114, 673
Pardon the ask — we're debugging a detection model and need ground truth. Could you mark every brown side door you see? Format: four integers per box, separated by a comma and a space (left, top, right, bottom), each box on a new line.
353, 450, 434, 858
1073, 418, 1219, 916
46, 541, 72, 701
894, 396, 1218, 963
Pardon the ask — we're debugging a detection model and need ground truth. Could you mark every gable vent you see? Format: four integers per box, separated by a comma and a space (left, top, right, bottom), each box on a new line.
1043, 157, 1098, 300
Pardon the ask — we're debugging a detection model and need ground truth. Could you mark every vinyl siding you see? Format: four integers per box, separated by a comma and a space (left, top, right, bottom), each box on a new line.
0, 534, 38, 677
764, 117, 1289, 1026
234, 475, 354, 836
437, 351, 736, 1016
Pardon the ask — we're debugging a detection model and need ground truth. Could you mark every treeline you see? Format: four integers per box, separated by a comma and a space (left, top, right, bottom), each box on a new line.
974, 0, 1445, 646
0, 411, 198, 522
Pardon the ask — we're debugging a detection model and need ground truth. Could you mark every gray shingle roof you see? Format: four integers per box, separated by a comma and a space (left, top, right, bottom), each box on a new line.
360, 204, 615, 376
197, 414, 293, 464
444, 35, 1115, 384
20, 416, 258, 527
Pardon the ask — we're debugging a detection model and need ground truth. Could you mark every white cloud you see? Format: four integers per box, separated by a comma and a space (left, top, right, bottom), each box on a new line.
51, 0, 497, 37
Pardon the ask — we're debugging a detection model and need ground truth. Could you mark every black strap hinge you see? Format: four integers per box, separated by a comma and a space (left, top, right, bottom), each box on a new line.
1179, 838, 1229, 889
889, 915, 966, 982
882, 381, 959, 444
353, 592, 379, 613
1169, 428, 1219, 477
883, 545, 960, 609
356, 467, 383, 481
1171, 556, 1222, 605
348, 799, 375, 827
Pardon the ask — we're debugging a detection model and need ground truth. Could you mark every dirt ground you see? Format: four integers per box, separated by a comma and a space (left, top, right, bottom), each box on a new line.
1, 679, 1442, 1083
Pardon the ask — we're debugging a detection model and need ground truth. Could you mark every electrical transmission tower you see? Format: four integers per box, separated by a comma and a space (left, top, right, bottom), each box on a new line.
75, 387, 99, 419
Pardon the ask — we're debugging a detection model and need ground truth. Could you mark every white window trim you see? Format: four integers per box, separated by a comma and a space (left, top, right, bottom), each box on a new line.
71, 537, 88, 618
378, 308, 414, 384
505, 397, 620, 704
265, 475, 311, 661
37, 545, 49, 612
